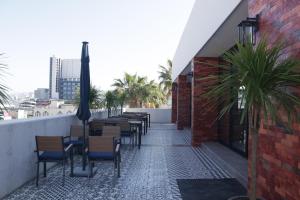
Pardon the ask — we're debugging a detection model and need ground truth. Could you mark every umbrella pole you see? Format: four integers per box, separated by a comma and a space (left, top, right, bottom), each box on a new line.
82, 120, 86, 171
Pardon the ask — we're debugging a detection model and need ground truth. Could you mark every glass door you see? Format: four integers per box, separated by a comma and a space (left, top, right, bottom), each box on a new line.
229, 87, 248, 156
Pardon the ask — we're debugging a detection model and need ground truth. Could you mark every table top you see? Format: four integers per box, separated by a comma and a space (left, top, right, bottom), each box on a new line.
129, 120, 142, 124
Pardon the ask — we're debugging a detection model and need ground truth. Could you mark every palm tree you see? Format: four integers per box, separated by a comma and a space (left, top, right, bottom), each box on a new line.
112, 72, 167, 108
0, 54, 10, 120
105, 90, 116, 117
158, 59, 172, 97
114, 89, 126, 114
112, 73, 147, 107
141, 80, 166, 108
89, 86, 105, 109
201, 39, 300, 200
75, 85, 104, 109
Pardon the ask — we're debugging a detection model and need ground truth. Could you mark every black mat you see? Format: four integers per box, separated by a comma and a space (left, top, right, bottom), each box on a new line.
177, 178, 246, 200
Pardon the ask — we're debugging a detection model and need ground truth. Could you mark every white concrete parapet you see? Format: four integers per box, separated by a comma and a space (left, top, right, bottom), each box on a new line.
124, 108, 171, 123
0, 111, 108, 198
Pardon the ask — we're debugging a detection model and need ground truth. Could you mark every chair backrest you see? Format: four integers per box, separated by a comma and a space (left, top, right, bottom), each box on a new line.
89, 120, 105, 131
88, 136, 114, 152
70, 125, 89, 137
36, 136, 63, 152
118, 120, 130, 132
102, 126, 121, 138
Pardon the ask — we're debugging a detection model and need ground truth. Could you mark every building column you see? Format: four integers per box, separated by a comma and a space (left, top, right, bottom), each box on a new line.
177, 75, 191, 130
191, 57, 219, 146
171, 82, 177, 123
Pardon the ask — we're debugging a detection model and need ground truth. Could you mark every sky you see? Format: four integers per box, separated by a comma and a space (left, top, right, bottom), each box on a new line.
0, 0, 195, 93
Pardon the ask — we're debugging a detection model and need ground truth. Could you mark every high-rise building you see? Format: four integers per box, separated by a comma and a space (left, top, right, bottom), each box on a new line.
49, 56, 61, 99
49, 57, 81, 101
59, 59, 81, 100
34, 88, 49, 100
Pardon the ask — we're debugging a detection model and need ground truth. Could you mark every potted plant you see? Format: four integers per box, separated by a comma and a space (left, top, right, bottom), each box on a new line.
201, 39, 300, 200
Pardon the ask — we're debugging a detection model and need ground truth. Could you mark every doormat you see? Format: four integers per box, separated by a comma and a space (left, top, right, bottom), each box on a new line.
177, 178, 246, 200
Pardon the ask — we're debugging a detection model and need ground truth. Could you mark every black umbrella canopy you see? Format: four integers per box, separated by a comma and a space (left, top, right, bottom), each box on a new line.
76, 41, 91, 171
76, 41, 91, 121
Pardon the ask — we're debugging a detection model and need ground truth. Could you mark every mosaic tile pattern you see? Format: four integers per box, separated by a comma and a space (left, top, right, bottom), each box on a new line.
4, 123, 231, 200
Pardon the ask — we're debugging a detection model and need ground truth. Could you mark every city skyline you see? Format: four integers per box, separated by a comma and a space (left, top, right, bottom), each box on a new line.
0, 0, 195, 93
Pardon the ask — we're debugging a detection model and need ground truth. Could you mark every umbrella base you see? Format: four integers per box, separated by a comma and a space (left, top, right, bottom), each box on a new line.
71, 166, 97, 177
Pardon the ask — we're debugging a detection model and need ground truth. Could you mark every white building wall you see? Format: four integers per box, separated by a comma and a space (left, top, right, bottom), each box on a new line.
49, 57, 60, 99
61, 59, 81, 79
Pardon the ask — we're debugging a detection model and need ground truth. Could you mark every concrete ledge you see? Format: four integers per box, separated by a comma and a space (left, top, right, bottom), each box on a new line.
124, 108, 171, 123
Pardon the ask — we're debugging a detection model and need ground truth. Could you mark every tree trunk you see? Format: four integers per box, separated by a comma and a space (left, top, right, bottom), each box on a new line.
249, 109, 260, 200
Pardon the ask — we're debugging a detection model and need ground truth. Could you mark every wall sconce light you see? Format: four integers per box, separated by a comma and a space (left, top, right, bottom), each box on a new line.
172, 83, 177, 93
187, 71, 193, 83
187, 71, 193, 77
238, 14, 259, 45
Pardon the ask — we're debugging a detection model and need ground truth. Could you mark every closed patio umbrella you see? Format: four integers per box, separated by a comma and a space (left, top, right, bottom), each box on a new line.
76, 41, 91, 172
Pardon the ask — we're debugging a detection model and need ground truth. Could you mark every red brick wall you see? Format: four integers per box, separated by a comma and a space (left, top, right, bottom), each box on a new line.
191, 57, 219, 146
171, 82, 177, 123
177, 75, 191, 130
249, 1, 300, 199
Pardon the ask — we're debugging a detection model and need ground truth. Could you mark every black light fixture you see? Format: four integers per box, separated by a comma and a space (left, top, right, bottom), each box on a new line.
187, 71, 193, 77
238, 14, 259, 45
186, 71, 193, 83
172, 83, 177, 93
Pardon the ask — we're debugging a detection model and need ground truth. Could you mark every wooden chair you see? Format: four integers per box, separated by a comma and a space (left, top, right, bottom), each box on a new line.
118, 120, 135, 146
64, 125, 89, 148
89, 119, 105, 135
87, 136, 120, 178
102, 126, 121, 141
35, 136, 73, 186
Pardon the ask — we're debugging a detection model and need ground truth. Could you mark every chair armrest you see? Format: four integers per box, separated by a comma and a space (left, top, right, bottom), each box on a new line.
64, 136, 70, 140
115, 143, 120, 153
64, 144, 73, 152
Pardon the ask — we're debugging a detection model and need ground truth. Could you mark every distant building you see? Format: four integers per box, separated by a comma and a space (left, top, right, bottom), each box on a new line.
33, 100, 75, 117
19, 99, 36, 109
49, 56, 61, 99
49, 56, 80, 100
34, 88, 49, 100
59, 59, 80, 100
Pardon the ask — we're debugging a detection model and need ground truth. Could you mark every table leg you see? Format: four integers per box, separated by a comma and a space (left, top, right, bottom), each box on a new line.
145, 118, 148, 133
70, 147, 74, 177
143, 120, 146, 135
138, 124, 142, 149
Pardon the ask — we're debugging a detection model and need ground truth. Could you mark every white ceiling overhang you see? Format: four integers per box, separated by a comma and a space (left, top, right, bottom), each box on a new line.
172, 0, 248, 81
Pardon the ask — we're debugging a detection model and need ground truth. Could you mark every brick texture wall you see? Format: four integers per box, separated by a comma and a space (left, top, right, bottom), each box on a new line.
171, 82, 177, 123
177, 75, 191, 130
249, 1, 300, 199
191, 57, 219, 146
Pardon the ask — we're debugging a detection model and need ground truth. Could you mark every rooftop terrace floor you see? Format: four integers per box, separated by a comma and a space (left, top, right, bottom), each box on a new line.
5, 124, 234, 200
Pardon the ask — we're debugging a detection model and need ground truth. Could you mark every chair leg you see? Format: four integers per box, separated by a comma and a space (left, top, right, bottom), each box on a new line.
70, 150, 74, 177
114, 157, 117, 169
62, 160, 65, 186
36, 162, 39, 187
117, 155, 120, 178
88, 160, 91, 180
43, 162, 46, 177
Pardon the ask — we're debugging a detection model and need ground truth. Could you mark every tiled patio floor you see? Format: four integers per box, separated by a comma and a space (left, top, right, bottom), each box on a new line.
4, 124, 232, 200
